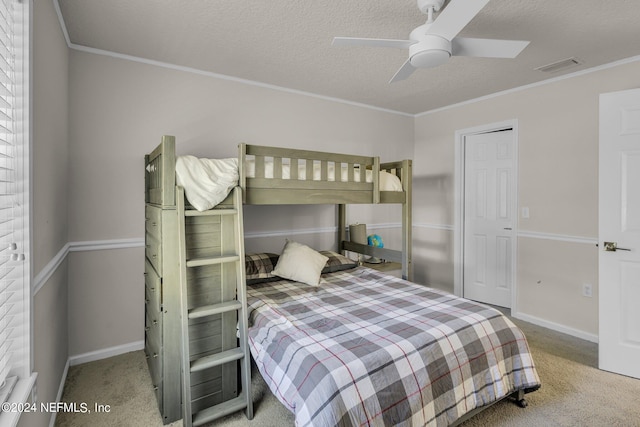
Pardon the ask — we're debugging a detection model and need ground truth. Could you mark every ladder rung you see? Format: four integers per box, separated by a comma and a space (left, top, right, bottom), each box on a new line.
191, 348, 244, 373
185, 208, 237, 217
189, 300, 242, 319
186, 254, 240, 268
192, 396, 248, 427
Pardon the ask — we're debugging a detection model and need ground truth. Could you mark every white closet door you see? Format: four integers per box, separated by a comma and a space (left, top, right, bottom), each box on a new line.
463, 130, 515, 308
599, 88, 640, 379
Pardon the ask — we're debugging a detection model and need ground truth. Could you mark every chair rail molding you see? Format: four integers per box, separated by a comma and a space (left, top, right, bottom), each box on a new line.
33, 238, 145, 295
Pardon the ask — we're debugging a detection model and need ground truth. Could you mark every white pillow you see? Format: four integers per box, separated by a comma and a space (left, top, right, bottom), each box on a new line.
272, 240, 329, 286
380, 170, 403, 192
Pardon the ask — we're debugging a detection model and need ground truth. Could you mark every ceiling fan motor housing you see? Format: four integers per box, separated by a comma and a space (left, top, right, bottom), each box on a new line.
410, 35, 451, 68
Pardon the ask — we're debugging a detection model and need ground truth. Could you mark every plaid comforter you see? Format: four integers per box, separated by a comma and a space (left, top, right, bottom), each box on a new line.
247, 267, 540, 426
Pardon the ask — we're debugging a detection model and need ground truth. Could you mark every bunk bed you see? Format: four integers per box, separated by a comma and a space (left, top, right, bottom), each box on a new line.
144, 135, 540, 426
147, 137, 413, 278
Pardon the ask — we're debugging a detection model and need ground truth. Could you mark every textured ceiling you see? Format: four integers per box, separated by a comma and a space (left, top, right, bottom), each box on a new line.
57, 0, 640, 115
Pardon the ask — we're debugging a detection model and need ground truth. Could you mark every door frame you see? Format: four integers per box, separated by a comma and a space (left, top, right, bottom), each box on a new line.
453, 119, 519, 311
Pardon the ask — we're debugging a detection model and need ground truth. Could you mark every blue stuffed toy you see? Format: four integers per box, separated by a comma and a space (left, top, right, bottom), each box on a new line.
367, 234, 384, 248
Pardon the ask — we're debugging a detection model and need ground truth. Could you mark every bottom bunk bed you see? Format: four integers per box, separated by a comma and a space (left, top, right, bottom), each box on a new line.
244, 248, 540, 427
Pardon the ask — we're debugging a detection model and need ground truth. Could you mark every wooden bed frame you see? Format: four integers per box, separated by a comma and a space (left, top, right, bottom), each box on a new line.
146, 135, 413, 280
144, 135, 532, 425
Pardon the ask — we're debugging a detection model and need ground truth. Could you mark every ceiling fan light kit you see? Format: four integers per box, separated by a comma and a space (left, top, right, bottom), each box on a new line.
410, 36, 451, 68
332, 0, 530, 83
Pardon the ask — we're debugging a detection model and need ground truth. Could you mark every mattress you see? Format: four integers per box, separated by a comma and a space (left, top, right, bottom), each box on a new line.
247, 267, 540, 426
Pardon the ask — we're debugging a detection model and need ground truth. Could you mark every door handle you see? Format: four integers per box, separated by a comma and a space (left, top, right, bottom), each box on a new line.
604, 241, 632, 252
503, 227, 512, 230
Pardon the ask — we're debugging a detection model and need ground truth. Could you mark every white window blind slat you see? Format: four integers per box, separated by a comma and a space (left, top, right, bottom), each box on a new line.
0, 125, 12, 136
0, 46, 10, 69
0, 110, 11, 122
0, 24, 13, 49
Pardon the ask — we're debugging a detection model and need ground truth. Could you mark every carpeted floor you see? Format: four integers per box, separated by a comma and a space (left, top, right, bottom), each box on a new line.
55, 315, 640, 427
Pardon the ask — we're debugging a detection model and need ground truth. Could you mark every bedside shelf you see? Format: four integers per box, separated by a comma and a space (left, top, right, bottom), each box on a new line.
363, 261, 402, 276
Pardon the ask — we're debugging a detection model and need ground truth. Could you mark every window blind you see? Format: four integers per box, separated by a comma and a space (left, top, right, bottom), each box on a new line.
0, 0, 27, 403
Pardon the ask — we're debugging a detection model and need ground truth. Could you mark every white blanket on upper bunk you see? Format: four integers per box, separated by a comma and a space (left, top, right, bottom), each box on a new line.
176, 155, 238, 211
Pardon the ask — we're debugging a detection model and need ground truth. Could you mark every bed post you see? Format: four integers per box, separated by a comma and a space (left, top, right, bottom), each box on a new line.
144, 154, 150, 204
238, 143, 247, 203
402, 160, 413, 281
160, 135, 176, 207
338, 204, 347, 253
372, 157, 380, 204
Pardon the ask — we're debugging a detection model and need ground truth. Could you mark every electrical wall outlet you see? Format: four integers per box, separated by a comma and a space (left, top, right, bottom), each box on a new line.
583, 283, 593, 297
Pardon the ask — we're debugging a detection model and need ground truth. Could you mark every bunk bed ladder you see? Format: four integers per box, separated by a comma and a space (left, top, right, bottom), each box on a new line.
177, 186, 253, 427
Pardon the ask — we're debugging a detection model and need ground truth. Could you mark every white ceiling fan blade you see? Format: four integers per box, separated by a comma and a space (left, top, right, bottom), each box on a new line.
426, 0, 491, 40
332, 37, 414, 49
389, 59, 416, 83
451, 37, 530, 58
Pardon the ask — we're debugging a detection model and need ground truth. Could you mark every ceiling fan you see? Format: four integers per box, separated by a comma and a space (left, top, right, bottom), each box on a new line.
332, 0, 530, 83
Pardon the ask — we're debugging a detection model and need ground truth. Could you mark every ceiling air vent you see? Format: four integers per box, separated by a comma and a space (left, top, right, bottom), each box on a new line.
535, 57, 583, 73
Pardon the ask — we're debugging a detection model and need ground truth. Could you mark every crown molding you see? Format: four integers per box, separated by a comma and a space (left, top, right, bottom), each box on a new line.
52, 1, 411, 118
53, 1, 640, 119
415, 54, 640, 117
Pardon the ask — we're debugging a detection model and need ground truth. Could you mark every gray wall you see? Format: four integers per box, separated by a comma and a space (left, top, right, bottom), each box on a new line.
413, 59, 640, 338
66, 50, 414, 356
64, 47, 640, 354
23, 0, 70, 426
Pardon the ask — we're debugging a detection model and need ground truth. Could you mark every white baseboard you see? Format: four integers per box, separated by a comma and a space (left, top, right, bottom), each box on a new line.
69, 340, 145, 367
49, 360, 70, 427
512, 311, 599, 343
416, 283, 599, 344
51, 341, 144, 427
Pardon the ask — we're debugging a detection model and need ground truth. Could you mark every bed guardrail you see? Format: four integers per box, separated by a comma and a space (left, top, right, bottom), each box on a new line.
239, 143, 381, 205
